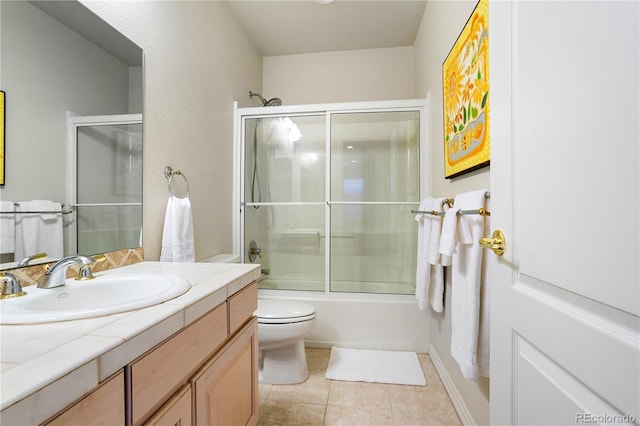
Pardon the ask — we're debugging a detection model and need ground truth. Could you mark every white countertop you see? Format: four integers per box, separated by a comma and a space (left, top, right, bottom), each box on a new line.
0, 261, 260, 425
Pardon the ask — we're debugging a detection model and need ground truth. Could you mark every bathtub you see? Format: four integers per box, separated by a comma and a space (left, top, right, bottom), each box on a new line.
199, 256, 430, 352
258, 279, 430, 353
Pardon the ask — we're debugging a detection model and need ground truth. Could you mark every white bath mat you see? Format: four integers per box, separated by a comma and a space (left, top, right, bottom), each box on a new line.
325, 346, 426, 386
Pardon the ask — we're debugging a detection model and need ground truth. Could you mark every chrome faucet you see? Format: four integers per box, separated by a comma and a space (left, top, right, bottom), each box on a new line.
37, 254, 103, 289
1, 272, 27, 299
17, 252, 47, 267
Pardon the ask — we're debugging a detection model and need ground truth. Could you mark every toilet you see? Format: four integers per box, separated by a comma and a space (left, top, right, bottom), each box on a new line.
255, 299, 316, 384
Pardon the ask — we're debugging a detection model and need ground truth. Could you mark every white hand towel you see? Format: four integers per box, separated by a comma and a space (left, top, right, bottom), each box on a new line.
438, 207, 459, 267
428, 265, 445, 313
14, 201, 63, 260
427, 198, 445, 265
0, 201, 15, 255
449, 189, 489, 381
414, 197, 433, 310
427, 198, 445, 313
160, 196, 195, 262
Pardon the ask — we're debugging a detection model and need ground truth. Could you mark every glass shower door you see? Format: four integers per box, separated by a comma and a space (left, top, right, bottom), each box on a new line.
239, 102, 423, 295
243, 115, 326, 291
76, 120, 142, 254
329, 111, 420, 294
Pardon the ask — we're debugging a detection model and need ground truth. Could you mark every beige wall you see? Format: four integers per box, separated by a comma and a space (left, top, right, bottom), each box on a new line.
414, 1, 490, 425
263, 46, 415, 104
84, 1, 262, 261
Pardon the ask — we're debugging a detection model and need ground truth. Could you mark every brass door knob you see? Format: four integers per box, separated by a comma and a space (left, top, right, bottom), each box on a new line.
479, 229, 506, 256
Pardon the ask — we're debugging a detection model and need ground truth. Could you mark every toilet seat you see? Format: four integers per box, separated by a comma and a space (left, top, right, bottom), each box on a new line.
256, 299, 316, 324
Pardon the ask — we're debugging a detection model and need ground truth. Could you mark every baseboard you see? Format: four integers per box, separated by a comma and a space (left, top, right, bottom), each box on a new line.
428, 343, 476, 426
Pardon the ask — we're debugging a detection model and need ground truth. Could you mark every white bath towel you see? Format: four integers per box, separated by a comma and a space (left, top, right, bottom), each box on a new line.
0, 201, 15, 255
427, 198, 446, 313
415, 197, 433, 310
448, 189, 489, 381
160, 195, 195, 262
14, 200, 63, 261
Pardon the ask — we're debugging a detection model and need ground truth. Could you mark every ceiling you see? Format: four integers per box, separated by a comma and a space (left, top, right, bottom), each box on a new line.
226, 0, 428, 56
29, 1, 427, 64
29, 0, 142, 66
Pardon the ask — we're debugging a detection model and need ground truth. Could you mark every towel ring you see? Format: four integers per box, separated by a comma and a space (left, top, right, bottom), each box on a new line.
165, 166, 190, 198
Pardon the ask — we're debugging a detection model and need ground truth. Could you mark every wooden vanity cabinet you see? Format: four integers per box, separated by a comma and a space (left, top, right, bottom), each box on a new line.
130, 281, 258, 426
192, 318, 258, 426
129, 302, 228, 425
43, 371, 125, 426
142, 384, 192, 426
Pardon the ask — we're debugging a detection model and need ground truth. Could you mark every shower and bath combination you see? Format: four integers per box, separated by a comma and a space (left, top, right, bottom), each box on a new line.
237, 99, 428, 353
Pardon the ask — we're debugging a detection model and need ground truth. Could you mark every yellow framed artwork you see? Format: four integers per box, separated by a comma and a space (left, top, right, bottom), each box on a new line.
0, 90, 4, 186
442, 0, 489, 179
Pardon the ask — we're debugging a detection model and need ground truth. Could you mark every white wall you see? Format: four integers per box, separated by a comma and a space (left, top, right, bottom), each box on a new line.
263, 46, 415, 104
84, 1, 263, 261
414, 1, 490, 425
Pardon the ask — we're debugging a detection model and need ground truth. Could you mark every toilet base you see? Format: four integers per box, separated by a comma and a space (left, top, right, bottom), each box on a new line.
259, 340, 309, 384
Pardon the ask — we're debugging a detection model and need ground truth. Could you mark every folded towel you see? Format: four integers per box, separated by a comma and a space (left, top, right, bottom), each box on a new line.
427, 198, 445, 313
160, 195, 195, 262
33, 200, 61, 221
415, 197, 433, 310
428, 265, 445, 313
14, 201, 63, 260
438, 207, 459, 266
0, 201, 15, 255
427, 198, 445, 265
448, 189, 489, 381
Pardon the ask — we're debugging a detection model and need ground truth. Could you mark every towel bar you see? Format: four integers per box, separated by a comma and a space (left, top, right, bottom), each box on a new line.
164, 166, 191, 198
411, 192, 490, 217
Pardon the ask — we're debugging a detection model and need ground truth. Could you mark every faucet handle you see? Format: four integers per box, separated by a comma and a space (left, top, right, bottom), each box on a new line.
75, 254, 106, 281
1, 272, 27, 299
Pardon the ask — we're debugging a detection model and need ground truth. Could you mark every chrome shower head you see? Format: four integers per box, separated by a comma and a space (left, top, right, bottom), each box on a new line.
249, 91, 282, 107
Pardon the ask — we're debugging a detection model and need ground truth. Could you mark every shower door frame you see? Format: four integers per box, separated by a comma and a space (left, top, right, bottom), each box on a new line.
234, 98, 429, 294
66, 113, 143, 255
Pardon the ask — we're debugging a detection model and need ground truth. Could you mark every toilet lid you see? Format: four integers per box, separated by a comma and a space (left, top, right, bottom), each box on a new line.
255, 299, 316, 323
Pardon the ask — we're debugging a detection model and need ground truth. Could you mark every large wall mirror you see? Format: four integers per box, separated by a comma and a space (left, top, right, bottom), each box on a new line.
0, 0, 143, 270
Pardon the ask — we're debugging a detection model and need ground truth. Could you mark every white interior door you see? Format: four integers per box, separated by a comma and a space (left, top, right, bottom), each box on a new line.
489, 2, 639, 424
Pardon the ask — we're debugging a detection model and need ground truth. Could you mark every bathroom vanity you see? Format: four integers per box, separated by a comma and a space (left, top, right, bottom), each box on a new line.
0, 262, 261, 425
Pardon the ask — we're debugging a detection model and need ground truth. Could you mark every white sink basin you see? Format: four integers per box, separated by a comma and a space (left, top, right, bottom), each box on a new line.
0, 273, 191, 324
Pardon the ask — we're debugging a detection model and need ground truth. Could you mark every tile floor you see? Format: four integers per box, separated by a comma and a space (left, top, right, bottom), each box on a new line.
257, 348, 462, 426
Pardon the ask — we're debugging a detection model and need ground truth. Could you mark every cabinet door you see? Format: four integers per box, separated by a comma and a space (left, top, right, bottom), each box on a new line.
143, 385, 191, 426
192, 318, 258, 426
44, 371, 124, 426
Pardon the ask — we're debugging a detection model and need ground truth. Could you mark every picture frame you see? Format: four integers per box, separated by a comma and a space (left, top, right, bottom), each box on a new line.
1, 90, 5, 186
442, 0, 490, 179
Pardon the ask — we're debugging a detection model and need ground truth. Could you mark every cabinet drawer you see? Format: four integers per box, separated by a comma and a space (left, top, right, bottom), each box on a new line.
131, 302, 227, 425
228, 281, 257, 335
142, 384, 192, 426
45, 371, 124, 426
